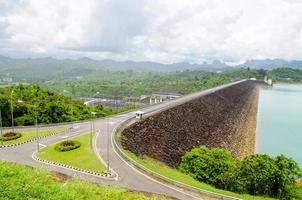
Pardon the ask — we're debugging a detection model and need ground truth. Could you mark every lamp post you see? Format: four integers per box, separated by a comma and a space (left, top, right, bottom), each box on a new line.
90, 112, 97, 148
0, 108, 3, 146
107, 117, 110, 172
10, 97, 24, 134
35, 105, 39, 152
10, 90, 14, 133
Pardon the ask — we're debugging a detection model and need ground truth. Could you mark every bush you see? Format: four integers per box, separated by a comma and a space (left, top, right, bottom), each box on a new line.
179, 146, 236, 185
274, 155, 302, 199
179, 146, 302, 199
54, 140, 81, 152
237, 154, 277, 196
0, 132, 22, 141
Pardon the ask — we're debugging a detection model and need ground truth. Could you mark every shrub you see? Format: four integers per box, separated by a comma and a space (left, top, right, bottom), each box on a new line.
179, 146, 236, 185
179, 146, 302, 199
54, 140, 81, 152
0, 132, 22, 141
237, 154, 277, 196
273, 155, 302, 199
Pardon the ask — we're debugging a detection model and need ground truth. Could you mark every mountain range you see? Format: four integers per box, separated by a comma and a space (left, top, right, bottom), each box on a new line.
0, 55, 301, 82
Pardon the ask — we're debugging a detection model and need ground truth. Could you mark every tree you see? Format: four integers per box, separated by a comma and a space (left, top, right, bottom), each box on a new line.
273, 155, 302, 199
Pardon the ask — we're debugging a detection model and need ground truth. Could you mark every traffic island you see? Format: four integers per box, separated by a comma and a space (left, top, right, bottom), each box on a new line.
0, 127, 67, 148
36, 133, 112, 178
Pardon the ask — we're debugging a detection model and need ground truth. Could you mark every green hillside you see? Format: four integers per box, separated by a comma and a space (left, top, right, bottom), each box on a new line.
0, 161, 169, 200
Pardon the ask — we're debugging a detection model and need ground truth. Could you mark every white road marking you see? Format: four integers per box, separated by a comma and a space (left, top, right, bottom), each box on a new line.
110, 123, 202, 200
39, 143, 46, 147
62, 135, 69, 139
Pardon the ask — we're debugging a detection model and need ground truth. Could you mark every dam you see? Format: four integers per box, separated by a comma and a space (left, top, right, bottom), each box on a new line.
121, 80, 260, 167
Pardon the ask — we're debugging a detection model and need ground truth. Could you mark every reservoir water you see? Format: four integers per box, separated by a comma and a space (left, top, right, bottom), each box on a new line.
257, 83, 302, 166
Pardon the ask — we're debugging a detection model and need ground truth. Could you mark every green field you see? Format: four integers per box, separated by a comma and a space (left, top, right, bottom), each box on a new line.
0, 161, 169, 200
122, 150, 276, 200
1, 127, 67, 145
37, 133, 106, 173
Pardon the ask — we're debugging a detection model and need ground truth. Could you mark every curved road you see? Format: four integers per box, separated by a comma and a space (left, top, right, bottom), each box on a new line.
0, 81, 244, 200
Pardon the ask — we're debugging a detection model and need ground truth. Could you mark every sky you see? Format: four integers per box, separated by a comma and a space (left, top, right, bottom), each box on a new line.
0, 0, 302, 64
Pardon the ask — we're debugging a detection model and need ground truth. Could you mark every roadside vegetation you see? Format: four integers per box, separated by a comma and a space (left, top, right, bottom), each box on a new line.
0, 84, 139, 126
122, 147, 302, 200
37, 133, 106, 173
0, 127, 66, 145
0, 161, 169, 200
180, 146, 302, 199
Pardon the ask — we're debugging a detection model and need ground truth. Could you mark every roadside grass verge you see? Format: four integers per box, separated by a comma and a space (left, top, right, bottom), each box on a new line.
122, 149, 276, 200
37, 133, 106, 173
0, 161, 170, 200
0, 127, 67, 145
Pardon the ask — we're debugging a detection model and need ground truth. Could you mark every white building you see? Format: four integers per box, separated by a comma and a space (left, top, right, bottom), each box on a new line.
149, 92, 181, 104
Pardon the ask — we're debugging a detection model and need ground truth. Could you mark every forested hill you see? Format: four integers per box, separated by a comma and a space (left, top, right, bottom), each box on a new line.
43, 68, 267, 98
1, 55, 302, 83
268, 67, 302, 81
0, 85, 121, 126
0, 56, 223, 82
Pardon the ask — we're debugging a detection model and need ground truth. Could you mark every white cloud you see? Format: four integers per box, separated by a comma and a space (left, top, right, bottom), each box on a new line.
0, 0, 302, 63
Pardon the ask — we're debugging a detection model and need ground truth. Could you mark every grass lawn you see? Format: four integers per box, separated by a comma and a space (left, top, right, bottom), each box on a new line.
0, 161, 170, 200
1, 127, 67, 145
122, 149, 276, 200
37, 133, 106, 173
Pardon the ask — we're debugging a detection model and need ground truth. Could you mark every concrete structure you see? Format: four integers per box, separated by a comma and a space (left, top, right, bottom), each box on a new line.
149, 92, 181, 104
83, 98, 133, 109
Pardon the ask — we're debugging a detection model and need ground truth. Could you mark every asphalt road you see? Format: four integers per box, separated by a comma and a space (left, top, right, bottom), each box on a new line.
0, 80, 245, 200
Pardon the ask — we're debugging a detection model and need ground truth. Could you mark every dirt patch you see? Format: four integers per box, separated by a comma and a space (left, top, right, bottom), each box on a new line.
49, 171, 71, 182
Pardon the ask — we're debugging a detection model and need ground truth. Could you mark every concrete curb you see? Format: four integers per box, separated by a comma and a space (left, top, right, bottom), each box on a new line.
0, 129, 68, 149
32, 151, 115, 179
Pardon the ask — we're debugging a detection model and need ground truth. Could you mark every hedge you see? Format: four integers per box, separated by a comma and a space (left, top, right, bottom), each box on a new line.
54, 140, 81, 152
0, 132, 22, 141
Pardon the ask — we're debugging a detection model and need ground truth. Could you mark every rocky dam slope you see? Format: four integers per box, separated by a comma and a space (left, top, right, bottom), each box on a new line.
121, 80, 260, 167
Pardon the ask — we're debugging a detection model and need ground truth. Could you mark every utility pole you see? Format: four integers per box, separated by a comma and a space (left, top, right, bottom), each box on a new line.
90, 118, 93, 148
0, 109, 3, 146
10, 90, 14, 133
35, 105, 39, 152
90, 112, 97, 148
107, 117, 110, 172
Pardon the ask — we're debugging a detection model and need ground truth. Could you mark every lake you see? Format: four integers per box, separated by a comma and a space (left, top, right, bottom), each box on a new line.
257, 83, 302, 166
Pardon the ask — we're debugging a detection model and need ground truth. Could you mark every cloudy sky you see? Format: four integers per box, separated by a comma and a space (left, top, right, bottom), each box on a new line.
0, 0, 302, 64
